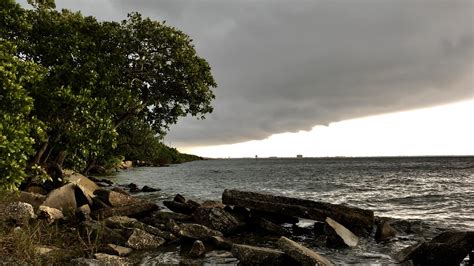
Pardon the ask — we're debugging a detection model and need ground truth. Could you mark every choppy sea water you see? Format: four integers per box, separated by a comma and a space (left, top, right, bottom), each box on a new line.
111, 156, 474, 264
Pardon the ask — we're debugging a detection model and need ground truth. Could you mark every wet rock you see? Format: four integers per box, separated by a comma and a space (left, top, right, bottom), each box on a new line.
192, 207, 240, 235
94, 189, 140, 207
292, 224, 314, 236
325, 217, 359, 248
179, 223, 224, 240
255, 218, 290, 236
142, 185, 160, 192
394, 231, 474, 266
164, 200, 195, 215
200, 200, 225, 209
313, 221, 325, 235
112, 187, 130, 196
210, 236, 233, 251
174, 193, 186, 203
126, 228, 165, 250
37, 205, 64, 224
375, 219, 397, 242
91, 202, 159, 220
100, 178, 114, 185
189, 240, 206, 258
5, 202, 35, 225
187, 200, 201, 211
251, 209, 299, 225
231, 244, 294, 265
278, 236, 333, 266
106, 244, 133, 257
223, 189, 373, 233
164, 218, 182, 235
127, 183, 140, 193
94, 253, 129, 265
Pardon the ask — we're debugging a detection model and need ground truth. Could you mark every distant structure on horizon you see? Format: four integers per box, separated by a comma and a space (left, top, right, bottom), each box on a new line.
296, 154, 303, 158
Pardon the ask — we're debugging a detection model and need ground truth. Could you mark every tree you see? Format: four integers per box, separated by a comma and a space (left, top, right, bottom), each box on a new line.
3, 2, 216, 174
0, 42, 45, 191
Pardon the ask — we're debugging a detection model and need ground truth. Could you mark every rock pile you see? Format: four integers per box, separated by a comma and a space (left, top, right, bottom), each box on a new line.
3, 174, 473, 265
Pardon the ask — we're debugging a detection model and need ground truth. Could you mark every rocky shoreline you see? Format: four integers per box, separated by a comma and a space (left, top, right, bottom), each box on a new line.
1, 170, 473, 265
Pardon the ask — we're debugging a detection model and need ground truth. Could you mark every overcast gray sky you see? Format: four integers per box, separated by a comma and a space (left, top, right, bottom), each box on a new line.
48, 0, 474, 146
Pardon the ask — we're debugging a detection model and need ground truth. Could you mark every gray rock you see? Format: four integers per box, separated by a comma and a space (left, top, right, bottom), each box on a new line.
174, 193, 186, 203
192, 207, 240, 235
91, 202, 159, 220
210, 236, 233, 251
230, 244, 293, 265
200, 200, 225, 209
105, 216, 177, 241
106, 244, 133, 257
5, 202, 35, 225
189, 240, 206, 258
255, 218, 290, 236
325, 217, 359, 248
179, 223, 223, 240
16, 191, 46, 209
163, 200, 194, 214
94, 253, 129, 265
94, 189, 140, 207
37, 205, 64, 224
375, 219, 397, 242
278, 236, 333, 266
126, 228, 165, 249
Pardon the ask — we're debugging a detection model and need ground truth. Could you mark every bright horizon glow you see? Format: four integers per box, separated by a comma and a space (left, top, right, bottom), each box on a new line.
178, 100, 474, 158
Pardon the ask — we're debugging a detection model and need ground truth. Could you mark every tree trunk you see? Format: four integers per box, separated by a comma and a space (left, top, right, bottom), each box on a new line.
222, 189, 374, 234
31, 138, 49, 166
41, 145, 54, 164
83, 158, 97, 175
55, 150, 67, 167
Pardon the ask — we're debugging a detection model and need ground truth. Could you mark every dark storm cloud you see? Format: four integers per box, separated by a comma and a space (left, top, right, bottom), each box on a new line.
50, 0, 474, 145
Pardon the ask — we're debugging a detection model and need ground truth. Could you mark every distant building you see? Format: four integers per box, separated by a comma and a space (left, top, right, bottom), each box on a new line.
296, 154, 303, 158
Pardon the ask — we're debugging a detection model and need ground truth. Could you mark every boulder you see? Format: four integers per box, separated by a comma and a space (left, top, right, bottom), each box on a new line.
173, 193, 186, 203
94, 189, 140, 207
394, 231, 474, 266
231, 244, 294, 265
189, 240, 206, 258
94, 253, 129, 265
210, 236, 233, 251
105, 216, 177, 241
126, 228, 165, 250
144, 211, 192, 224
200, 200, 225, 209
187, 200, 201, 210
37, 205, 64, 224
223, 189, 373, 233
5, 202, 35, 225
142, 185, 160, 192
163, 200, 195, 214
67, 172, 99, 198
16, 191, 46, 209
251, 209, 299, 225
42, 183, 78, 213
192, 207, 240, 235
106, 244, 133, 257
179, 223, 223, 240
278, 236, 333, 266
375, 220, 397, 242
325, 217, 359, 248
164, 218, 181, 235
255, 218, 290, 236
127, 183, 140, 193
91, 202, 159, 220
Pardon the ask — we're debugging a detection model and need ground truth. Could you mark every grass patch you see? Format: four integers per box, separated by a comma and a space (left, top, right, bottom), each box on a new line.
0, 193, 103, 263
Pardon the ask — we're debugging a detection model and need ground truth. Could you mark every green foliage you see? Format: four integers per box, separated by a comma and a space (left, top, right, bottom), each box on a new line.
1, 0, 213, 189
0, 42, 45, 191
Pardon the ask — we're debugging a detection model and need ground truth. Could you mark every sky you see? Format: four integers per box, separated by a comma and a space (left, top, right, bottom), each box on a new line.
29, 0, 473, 157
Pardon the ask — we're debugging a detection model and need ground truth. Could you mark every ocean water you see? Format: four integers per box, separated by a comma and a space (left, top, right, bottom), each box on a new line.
111, 156, 474, 264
